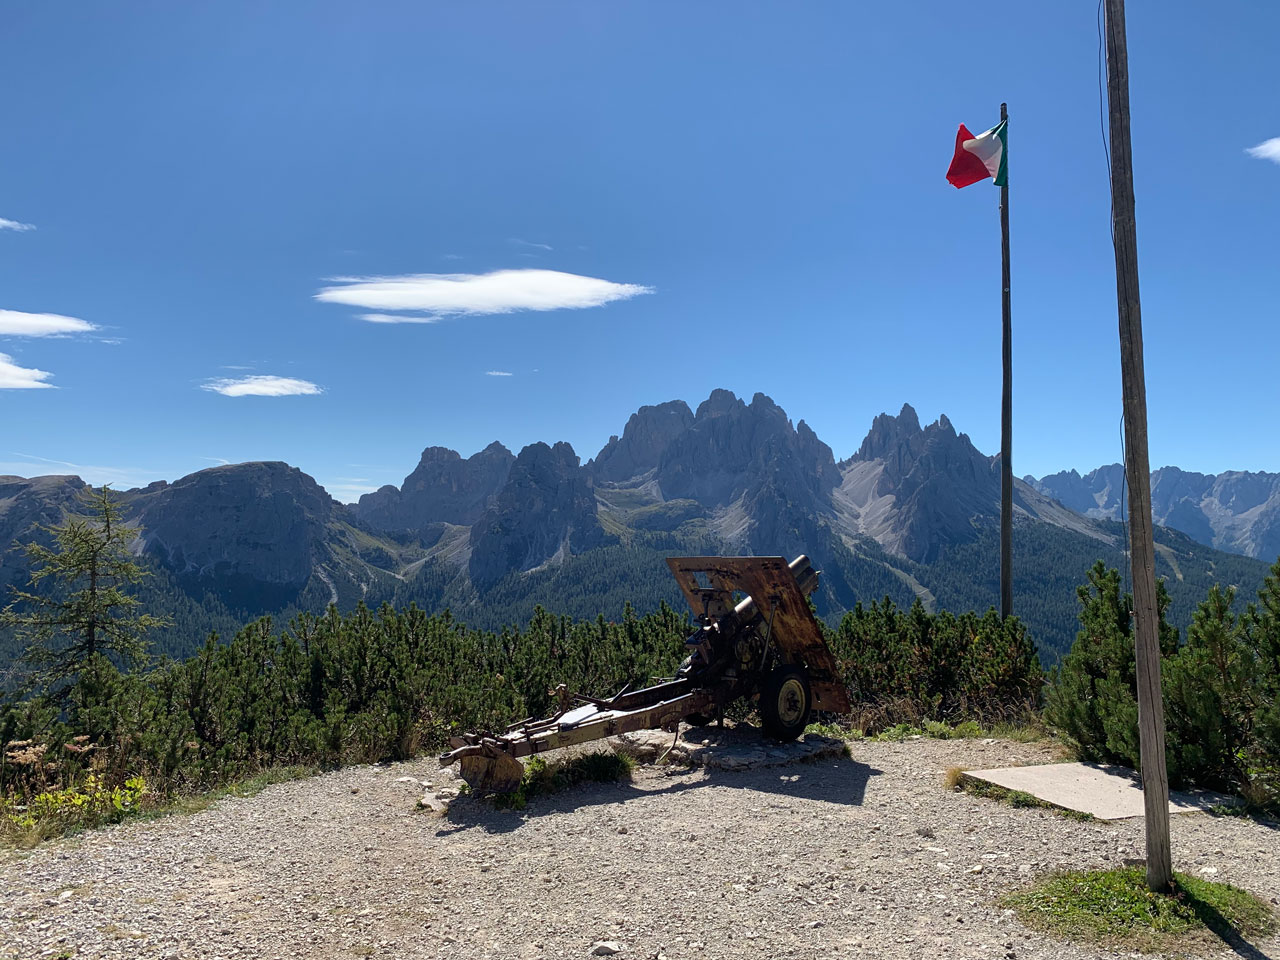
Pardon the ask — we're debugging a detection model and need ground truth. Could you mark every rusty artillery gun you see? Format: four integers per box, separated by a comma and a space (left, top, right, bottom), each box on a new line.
440, 555, 852, 793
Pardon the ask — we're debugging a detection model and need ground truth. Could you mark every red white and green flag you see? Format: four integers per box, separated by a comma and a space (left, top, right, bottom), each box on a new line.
946, 120, 1008, 188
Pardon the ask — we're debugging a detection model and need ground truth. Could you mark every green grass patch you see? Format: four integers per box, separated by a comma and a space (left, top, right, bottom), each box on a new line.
875, 720, 982, 741
987, 719, 1051, 743
870, 719, 1046, 742
1002, 866, 1277, 954
1, 765, 316, 849
803, 721, 865, 741
954, 773, 1095, 821
1, 774, 148, 848
493, 751, 634, 811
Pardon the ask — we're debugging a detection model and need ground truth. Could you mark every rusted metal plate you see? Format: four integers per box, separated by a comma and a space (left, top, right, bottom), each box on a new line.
665, 556, 850, 715
458, 743, 525, 794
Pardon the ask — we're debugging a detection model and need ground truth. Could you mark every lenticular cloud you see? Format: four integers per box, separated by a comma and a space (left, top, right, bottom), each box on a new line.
202, 375, 323, 398
1246, 137, 1280, 165
0, 310, 96, 337
315, 269, 653, 322
0, 353, 54, 389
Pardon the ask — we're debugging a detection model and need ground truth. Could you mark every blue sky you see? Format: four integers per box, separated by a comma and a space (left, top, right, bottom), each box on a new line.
2, 1, 1277, 502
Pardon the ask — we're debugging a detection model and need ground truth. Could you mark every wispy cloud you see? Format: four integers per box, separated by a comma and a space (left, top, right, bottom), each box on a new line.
200, 456, 232, 466
0, 309, 96, 337
2, 453, 157, 487
1246, 138, 1280, 164
324, 481, 380, 501
0, 353, 54, 389
508, 238, 552, 252
0, 218, 35, 232
202, 375, 323, 397
358, 313, 439, 325
316, 269, 652, 324
485, 370, 513, 377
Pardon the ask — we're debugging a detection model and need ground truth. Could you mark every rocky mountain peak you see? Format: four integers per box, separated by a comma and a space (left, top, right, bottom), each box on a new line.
355, 441, 514, 531
837, 407, 1007, 563
851, 403, 922, 462
695, 388, 745, 421
468, 441, 611, 590
1030, 463, 1280, 560
1027, 464, 1126, 517
749, 392, 788, 421
590, 399, 694, 482
131, 462, 337, 602
0, 475, 89, 594
657, 390, 800, 504
417, 446, 462, 465
795, 419, 838, 484
517, 441, 580, 477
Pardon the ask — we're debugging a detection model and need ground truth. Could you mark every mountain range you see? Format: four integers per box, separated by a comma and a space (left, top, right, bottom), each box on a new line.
2, 391, 1274, 666
1026, 465, 1280, 562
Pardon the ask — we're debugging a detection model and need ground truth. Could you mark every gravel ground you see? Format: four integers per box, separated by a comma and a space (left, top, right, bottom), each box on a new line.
2, 735, 1277, 960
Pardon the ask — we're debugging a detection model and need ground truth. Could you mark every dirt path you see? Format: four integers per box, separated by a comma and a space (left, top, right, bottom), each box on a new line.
2, 737, 1277, 960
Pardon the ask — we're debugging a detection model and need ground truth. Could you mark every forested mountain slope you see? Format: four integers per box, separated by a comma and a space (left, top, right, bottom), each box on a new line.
2, 392, 1272, 667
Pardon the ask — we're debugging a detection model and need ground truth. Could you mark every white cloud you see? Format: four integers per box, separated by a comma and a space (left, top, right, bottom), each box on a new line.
0, 218, 35, 232
1246, 138, 1280, 164
508, 238, 552, 251
485, 370, 513, 377
358, 313, 439, 325
202, 375, 323, 397
0, 309, 96, 337
0, 353, 54, 389
316, 269, 652, 322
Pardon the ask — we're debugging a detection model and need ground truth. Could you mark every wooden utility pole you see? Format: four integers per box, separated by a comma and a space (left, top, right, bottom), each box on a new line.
1104, 0, 1173, 891
998, 102, 1013, 621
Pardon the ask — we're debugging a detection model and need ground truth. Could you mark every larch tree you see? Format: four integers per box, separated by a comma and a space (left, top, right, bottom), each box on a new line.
1, 484, 165, 696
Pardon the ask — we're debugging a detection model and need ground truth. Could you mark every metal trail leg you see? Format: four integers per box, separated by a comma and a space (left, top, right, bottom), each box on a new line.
657, 721, 682, 764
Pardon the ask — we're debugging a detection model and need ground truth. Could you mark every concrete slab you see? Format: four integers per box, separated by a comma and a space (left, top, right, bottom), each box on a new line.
963, 762, 1237, 821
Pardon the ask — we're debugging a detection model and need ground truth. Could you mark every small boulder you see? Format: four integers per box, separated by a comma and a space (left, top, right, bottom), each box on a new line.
418, 794, 451, 816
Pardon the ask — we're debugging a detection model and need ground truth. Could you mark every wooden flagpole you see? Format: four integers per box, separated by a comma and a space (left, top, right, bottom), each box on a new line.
1104, 0, 1173, 891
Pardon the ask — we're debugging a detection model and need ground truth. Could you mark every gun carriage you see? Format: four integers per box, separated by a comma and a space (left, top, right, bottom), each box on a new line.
440, 554, 851, 793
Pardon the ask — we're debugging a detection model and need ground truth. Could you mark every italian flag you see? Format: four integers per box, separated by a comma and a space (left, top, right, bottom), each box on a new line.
946, 120, 1008, 188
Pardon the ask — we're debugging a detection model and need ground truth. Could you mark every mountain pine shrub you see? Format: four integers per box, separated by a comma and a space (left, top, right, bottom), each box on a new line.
1049, 557, 1280, 806
827, 597, 1041, 728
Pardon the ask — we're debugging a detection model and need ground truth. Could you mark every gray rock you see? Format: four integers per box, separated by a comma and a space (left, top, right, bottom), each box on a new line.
131, 462, 338, 602
589, 400, 694, 482
356, 441, 514, 531
468, 441, 612, 590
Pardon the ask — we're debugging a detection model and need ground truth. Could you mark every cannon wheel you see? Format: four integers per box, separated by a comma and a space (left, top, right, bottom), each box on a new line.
759, 664, 812, 741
